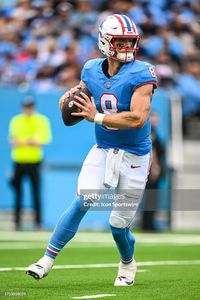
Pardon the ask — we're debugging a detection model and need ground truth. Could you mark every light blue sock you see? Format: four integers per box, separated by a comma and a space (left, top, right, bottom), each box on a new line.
45, 195, 89, 259
110, 225, 135, 264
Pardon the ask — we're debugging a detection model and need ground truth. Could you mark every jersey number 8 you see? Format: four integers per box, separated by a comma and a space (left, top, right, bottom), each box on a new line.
100, 94, 119, 130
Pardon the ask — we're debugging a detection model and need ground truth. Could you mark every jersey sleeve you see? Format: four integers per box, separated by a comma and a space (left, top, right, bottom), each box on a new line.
80, 63, 87, 83
81, 60, 94, 85
132, 64, 158, 91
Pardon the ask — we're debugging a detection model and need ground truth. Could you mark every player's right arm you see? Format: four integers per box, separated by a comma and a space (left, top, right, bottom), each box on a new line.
59, 80, 86, 110
72, 83, 153, 129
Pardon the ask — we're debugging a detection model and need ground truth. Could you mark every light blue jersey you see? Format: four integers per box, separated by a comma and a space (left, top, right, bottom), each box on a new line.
81, 58, 157, 155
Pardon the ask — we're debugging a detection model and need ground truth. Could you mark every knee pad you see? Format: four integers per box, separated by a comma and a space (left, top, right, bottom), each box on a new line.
109, 211, 137, 228
109, 214, 128, 228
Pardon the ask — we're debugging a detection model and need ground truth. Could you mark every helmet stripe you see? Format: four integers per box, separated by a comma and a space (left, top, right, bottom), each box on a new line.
130, 19, 138, 34
114, 14, 125, 34
122, 15, 132, 32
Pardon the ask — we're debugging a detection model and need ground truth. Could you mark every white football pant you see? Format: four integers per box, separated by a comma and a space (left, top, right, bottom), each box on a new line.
78, 145, 151, 228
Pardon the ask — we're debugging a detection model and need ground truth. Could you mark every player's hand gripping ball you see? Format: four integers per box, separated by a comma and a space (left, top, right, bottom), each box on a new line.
61, 87, 92, 126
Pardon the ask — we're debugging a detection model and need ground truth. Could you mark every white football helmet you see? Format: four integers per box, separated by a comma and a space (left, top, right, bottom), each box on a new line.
98, 14, 140, 62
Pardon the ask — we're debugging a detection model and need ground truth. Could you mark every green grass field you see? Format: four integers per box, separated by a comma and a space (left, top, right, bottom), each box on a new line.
0, 232, 200, 300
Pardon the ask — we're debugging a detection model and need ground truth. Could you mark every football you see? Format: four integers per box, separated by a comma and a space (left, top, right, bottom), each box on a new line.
61, 87, 92, 126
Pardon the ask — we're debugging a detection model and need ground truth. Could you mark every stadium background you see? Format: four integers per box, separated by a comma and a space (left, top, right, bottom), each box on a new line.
0, 0, 200, 231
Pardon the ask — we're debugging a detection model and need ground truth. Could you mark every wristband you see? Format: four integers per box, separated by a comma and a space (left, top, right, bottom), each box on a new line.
94, 113, 105, 125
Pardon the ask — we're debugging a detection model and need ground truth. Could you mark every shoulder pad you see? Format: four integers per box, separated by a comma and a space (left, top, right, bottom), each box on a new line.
83, 59, 103, 70
129, 60, 153, 73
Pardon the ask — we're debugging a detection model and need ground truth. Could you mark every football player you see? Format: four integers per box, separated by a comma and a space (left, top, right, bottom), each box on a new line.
27, 14, 157, 286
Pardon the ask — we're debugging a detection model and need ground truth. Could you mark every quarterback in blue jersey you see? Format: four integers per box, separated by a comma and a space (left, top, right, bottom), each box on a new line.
27, 14, 157, 286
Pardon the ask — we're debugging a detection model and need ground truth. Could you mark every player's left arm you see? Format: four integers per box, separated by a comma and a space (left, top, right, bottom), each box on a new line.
72, 83, 153, 129
102, 84, 153, 129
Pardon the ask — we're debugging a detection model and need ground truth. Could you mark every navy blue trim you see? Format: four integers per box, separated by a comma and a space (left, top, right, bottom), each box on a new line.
121, 258, 133, 264
122, 15, 132, 32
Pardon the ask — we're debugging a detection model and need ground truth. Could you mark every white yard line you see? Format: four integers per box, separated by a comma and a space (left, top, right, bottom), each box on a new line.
137, 260, 200, 266
71, 295, 116, 299
0, 242, 114, 250
1, 239, 200, 250
0, 260, 200, 272
0, 263, 146, 272
0, 231, 200, 243
1, 232, 200, 249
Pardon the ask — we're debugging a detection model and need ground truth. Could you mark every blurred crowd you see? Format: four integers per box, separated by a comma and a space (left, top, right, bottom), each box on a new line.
0, 0, 200, 120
